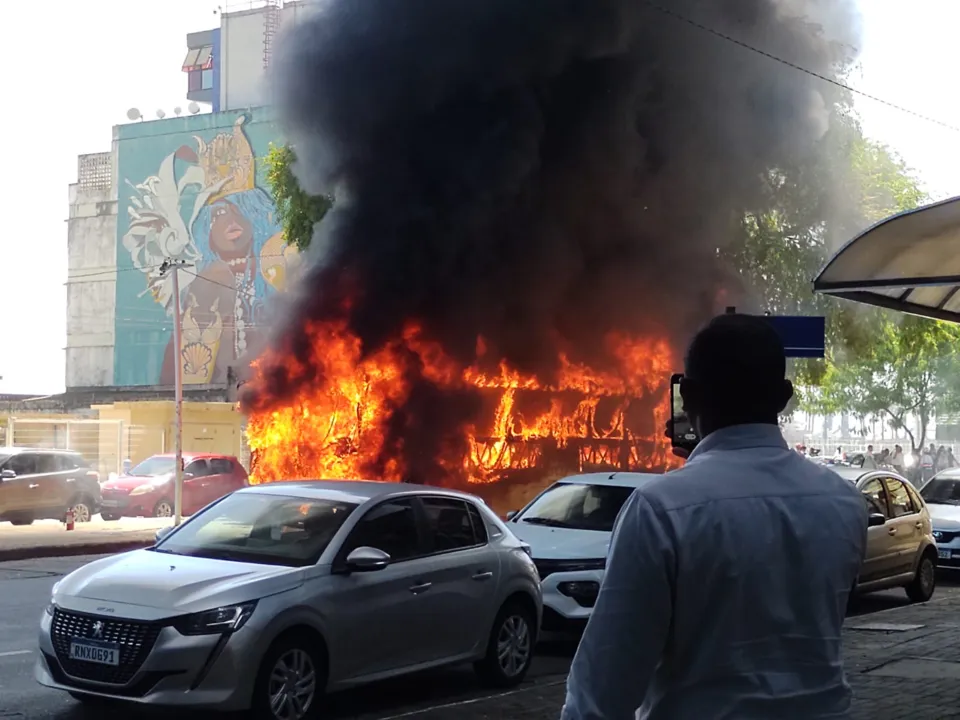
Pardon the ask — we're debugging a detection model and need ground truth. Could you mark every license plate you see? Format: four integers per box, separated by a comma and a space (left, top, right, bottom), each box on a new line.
938, 549, 951, 560
69, 640, 119, 666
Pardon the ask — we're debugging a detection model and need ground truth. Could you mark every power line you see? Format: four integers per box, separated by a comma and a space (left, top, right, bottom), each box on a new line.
643, 0, 960, 135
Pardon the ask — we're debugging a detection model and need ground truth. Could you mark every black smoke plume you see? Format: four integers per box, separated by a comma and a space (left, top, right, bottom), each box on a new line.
243, 0, 860, 482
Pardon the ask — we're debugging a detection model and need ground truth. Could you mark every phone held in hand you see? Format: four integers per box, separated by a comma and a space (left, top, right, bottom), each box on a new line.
670, 373, 699, 456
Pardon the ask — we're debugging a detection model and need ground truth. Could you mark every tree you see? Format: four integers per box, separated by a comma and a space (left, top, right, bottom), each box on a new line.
806, 316, 960, 451
263, 144, 332, 251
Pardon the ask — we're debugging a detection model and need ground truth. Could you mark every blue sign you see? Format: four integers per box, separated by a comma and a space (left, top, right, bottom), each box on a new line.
762, 315, 826, 358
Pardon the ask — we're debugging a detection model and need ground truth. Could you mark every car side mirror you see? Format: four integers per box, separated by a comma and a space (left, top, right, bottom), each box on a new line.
505, 510, 518, 521
154, 526, 174, 543
0, 469, 15, 480
182, 472, 194, 480
868, 513, 886, 528
345, 546, 391, 572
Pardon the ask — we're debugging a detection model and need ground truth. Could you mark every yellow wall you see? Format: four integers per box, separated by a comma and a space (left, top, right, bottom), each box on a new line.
93, 401, 244, 468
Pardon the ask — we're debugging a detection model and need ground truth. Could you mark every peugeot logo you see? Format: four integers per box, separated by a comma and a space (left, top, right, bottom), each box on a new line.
91, 621, 104, 639
934, 531, 943, 541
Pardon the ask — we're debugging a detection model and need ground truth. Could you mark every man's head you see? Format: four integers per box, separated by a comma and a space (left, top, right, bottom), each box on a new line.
867, 445, 874, 453
679, 313, 792, 438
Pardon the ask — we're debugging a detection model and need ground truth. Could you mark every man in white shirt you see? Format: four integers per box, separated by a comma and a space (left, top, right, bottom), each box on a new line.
561, 313, 868, 720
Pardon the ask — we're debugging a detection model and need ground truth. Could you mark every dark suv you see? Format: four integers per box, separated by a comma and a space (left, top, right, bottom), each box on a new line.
0, 448, 102, 525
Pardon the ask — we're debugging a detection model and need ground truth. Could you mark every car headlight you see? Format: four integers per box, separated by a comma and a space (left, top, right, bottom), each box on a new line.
129, 484, 156, 496
46, 581, 62, 616
173, 601, 257, 636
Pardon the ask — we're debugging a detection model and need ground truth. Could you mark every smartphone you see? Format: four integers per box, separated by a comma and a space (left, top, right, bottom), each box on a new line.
670, 373, 699, 455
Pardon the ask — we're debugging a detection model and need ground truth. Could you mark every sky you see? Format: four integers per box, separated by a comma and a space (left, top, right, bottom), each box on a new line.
1, 0, 958, 395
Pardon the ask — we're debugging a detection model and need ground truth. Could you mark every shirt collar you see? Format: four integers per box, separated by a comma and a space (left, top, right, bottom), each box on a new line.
687, 423, 788, 461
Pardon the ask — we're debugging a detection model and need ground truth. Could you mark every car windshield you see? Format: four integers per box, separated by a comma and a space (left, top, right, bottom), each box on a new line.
153, 492, 360, 567
517, 481, 635, 532
0, 454, 10, 467
129, 456, 175, 476
920, 477, 960, 505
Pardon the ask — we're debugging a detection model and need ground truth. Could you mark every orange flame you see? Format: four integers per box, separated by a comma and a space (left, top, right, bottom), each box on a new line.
244, 321, 681, 497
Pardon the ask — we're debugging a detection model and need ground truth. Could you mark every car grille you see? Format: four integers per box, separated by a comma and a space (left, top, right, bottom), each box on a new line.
51, 608, 162, 685
534, 558, 605, 580
934, 530, 960, 544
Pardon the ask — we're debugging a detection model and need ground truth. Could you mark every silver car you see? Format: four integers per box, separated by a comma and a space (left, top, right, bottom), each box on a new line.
36, 481, 543, 719
831, 467, 937, 601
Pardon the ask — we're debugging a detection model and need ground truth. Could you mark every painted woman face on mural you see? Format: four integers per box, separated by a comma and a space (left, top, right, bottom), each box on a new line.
209, 200, 254, 260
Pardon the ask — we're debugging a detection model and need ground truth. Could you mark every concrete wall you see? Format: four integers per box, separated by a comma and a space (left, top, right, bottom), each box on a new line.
66, 151, 118, 388
113, 108, 297, 387
220, 1, 312, 112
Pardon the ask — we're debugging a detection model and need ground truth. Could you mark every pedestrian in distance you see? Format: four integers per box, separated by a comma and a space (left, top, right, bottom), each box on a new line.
560, 313, 869, 720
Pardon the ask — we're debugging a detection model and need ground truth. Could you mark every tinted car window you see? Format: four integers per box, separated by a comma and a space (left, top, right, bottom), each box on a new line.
6, 454, 38, 476
57, 454, 85, 471
185, 459, 210, 477
861, 478, 888, 517
209, 458, 234, 474
155, 493, 359, 567
517, 482, 635, 532
466, 502, 488, 544
886, 479, 916, 518
921, 478, 960, 505
421, 497, 478, 552
343, 499, 421, 562
33, 454, 59, 474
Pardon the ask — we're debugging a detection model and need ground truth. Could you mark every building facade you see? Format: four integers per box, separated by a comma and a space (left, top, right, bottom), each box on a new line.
66, 1, 309, 396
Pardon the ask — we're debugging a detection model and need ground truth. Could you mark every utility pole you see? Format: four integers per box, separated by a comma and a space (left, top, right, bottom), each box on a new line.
159, 259, 189, 525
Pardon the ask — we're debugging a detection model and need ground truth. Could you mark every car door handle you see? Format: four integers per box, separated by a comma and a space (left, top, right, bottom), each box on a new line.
888, 527, 897, 536
472, 571, 494, 581
409, 581, 432, 595
28, 484, 40, 489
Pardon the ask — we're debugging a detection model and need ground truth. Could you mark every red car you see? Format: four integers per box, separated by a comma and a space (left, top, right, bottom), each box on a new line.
99, 453, 248, 520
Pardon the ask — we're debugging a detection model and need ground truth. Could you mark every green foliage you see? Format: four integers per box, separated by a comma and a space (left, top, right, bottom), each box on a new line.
804, 316, 960, 450
263, 144, 332, 251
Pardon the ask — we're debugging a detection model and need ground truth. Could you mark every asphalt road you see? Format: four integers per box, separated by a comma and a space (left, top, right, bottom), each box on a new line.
1, 555, 956, 720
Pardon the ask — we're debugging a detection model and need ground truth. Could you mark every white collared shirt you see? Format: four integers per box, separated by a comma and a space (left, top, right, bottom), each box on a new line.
561, 424, 868, 720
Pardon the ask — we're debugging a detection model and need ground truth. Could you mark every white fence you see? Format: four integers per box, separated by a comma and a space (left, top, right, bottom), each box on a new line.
0, 417, 166, 479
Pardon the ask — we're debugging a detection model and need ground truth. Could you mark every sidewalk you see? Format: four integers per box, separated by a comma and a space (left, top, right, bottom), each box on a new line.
441, 594, 960, 720
0, 517, 171, 561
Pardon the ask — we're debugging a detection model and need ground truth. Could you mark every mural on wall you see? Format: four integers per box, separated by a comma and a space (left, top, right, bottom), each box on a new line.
116, 112, 302, 386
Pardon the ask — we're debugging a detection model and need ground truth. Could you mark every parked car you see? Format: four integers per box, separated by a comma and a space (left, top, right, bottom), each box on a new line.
0, 448, 101, 525
830, 467, 938, 601
505, 472, 655, 630
99, 453, 248, 520
37, 481, 542, 718
918, 469, 960, 568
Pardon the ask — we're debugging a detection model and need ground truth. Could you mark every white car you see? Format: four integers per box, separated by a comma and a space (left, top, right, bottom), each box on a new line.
505, 472, 655, 630
919, 469, 960, 567
36, 481, 542, 719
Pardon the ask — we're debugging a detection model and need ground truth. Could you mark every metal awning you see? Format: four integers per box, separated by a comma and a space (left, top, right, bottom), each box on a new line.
814, 195, 960, 323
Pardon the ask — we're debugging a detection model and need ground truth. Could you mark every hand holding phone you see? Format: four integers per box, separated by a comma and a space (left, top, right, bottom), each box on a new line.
669, 373, 699, 457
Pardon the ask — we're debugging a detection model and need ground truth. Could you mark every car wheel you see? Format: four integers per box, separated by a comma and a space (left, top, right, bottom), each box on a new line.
474, 599, 535, 688
906, 551, 937, 603
70, 498, 93, 523
253, 635, 325, 720
153, 499, 174, 518
101, 512, 121, 522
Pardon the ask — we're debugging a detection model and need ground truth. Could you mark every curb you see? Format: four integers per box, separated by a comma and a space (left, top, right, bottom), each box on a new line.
0, 540, 154, 563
